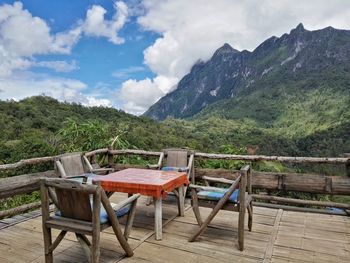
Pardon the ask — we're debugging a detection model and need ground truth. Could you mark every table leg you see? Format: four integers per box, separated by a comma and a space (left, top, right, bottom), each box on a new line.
178, 186, 185, 217
154, 197, 162, 240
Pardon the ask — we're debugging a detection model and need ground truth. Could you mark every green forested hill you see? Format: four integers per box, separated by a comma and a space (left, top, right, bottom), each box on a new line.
0, 95, 348, 166
0, 96, 203, 163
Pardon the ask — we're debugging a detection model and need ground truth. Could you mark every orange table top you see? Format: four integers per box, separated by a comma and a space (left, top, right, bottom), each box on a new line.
92, 168, 189, 198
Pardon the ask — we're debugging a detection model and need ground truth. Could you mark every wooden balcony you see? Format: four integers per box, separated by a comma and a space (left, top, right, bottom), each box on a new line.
1, 193, 349, 263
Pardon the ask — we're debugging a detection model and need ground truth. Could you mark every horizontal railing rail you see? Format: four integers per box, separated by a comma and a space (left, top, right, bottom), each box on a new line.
1, 148, 349, 171
0, 148, 349, 218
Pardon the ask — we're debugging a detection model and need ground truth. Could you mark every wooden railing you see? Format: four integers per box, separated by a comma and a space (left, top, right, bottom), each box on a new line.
0, 148, 349, 218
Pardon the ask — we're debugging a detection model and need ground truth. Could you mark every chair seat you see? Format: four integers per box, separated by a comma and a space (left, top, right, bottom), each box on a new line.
55, 202, 131, 224
100, 203, 131, 224
197, 189, 240, 203
161, 166, 188, 172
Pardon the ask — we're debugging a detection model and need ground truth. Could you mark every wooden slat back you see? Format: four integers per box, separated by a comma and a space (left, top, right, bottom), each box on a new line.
55, 188, 92, 221
42, 178, 95, 222
164, 149, 189, 167
59, 153, 85, 177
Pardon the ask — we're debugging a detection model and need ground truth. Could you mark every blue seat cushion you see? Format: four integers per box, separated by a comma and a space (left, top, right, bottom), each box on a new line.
197, 189, 239, 203
161, 166, 188, 172
100, 203, 131, 224
55, 203, 131, 224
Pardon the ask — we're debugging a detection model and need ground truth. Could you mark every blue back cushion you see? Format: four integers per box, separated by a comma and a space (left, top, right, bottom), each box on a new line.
161, 166, 188, 172
197, 189, 239, 203
55, 201, 131, 224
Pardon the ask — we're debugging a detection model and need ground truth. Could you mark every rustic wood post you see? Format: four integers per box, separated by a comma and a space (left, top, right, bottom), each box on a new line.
90, 154, 97, 165
108, 146, 114, 167
345, 153, 350, 177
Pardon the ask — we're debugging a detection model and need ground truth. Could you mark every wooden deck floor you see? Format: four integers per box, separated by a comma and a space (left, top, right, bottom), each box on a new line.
0, 194, 349, 263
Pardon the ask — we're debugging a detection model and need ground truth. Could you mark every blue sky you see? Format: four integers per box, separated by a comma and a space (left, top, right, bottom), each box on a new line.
0, 1, 349, 114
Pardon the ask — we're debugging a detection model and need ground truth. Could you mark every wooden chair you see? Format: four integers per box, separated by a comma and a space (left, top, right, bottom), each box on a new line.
54, 152, 113, 182
40, 178, 140, 262
147, 148, 195, 213
188, 165, 253, 251
148, 148, 195, 183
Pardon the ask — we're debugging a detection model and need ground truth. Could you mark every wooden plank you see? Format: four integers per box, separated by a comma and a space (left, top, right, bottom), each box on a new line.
0, 170, 56, 199
252, 194, 350, 209
263, 209, 283, 262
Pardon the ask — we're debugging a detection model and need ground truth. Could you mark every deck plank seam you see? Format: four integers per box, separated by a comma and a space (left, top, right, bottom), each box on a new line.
263, 208, 283, 263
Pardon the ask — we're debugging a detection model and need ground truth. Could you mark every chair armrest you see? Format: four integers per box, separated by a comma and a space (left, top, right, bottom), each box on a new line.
91, 167, 114, 174
65, 175, 88, 183
147, 164, 160, 169
202, 176, 235, 185
55, 160, 67, 178
112, 194, 141, 211
65, 175, 87, 179
189, 184, 227, 193
147, 152, 164, 169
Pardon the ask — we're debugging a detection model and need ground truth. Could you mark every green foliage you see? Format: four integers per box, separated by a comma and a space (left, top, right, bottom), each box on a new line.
58, 119, 112, 152
0, 192, 40, 211
197, 144, 247, 170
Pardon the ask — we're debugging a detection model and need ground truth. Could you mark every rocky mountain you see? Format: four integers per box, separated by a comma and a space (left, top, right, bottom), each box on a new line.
144, 23, 350, 123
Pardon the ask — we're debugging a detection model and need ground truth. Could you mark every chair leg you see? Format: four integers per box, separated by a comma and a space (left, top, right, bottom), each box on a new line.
248, 203, 253, 232
177, 186, 185, 217
145, 196, 153, 206
124, 199, 138, 240
189, 184, 238, 242
43, 226, 53, 263
91, 230, 100, 262
238, 204, 246, 251
191, 189, 203, 226
76, 234, 91, 262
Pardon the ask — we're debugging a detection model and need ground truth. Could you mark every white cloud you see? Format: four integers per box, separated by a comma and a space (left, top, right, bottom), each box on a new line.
34, 60, 78, 73
82, 1, 128, 44
0, 1, 127, 108
120, 75, 178, 115
120, 0, 350, 114
112, 66, 145, 79
0, 1, 81, 77
0, 1, 128, 77
0, 74, 111, 107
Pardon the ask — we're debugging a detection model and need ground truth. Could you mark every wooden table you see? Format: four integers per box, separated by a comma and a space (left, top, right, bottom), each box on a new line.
92, 168, 189, 240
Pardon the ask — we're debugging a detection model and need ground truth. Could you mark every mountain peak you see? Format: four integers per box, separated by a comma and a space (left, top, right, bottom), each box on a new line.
213, 43, 238, 57
290, 23, 305, 34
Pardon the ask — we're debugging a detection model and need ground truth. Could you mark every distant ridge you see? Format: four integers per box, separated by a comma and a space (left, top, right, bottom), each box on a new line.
144, 23, 350, 122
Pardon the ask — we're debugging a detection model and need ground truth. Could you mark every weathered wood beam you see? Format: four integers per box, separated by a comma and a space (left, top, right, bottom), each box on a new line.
85, 148, 108, 157
0, 170, 57, 199
112, 164, 350, 195
194, 152, 349, 164
0, 201, 42, 219
109, 149, 161, 157
253, 202, 348, 216
110, 149, 350, 164
252, 194, 350, 209
0, 156, 55, 171
1, 148, 349, 171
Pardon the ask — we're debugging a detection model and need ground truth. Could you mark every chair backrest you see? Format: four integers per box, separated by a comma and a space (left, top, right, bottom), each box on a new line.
41, 178, 98, 222
163, 148, 192, 168
56, 152, 86, 177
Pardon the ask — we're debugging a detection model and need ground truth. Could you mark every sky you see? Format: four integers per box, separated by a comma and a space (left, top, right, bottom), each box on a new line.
0, 0, 349, 115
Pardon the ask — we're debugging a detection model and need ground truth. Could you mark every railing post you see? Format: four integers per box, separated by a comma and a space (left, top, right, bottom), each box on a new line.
108, 146, 114, 168
345, 153, 350, 177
